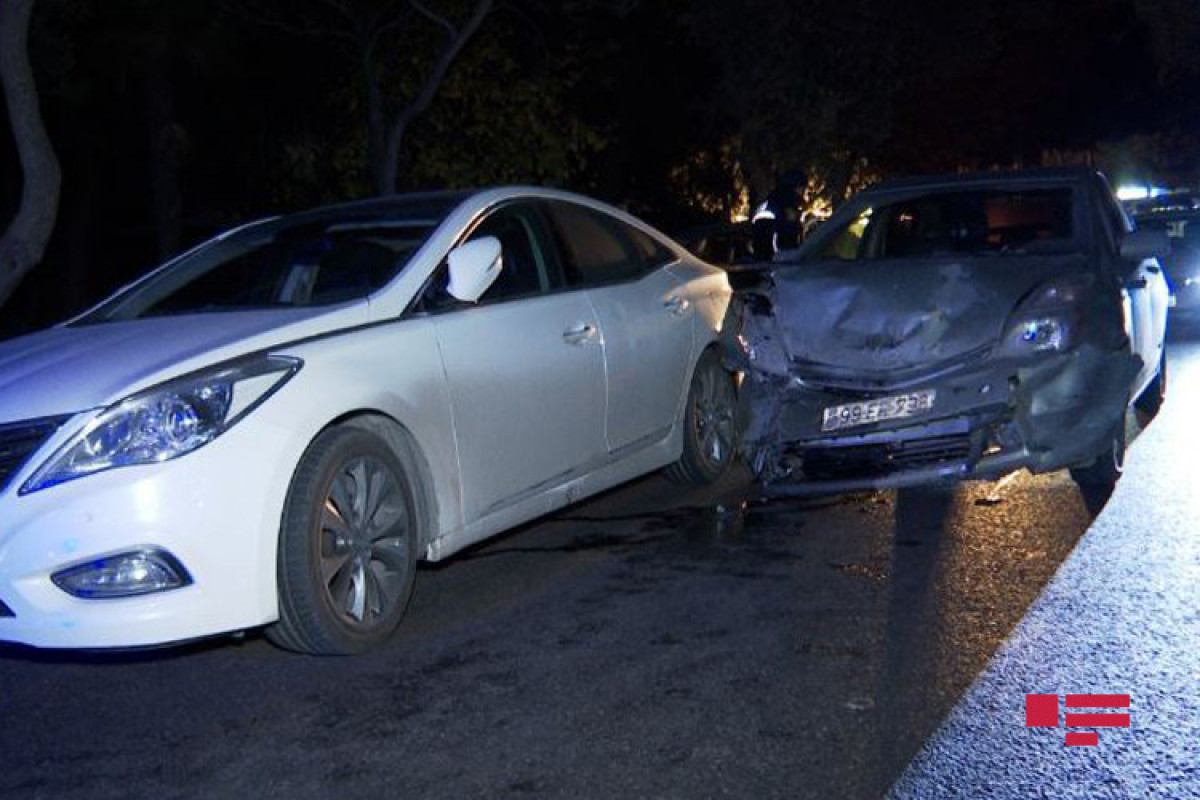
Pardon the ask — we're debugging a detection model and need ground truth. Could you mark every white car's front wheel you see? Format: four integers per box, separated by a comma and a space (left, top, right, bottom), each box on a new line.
268, 426, 418, 655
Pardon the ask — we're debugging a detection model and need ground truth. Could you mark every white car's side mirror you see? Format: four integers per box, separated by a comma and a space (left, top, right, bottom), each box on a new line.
446, 236, 503, 303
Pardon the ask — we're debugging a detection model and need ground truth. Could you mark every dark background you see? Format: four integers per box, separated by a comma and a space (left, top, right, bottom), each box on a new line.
3, 0, 1200, 338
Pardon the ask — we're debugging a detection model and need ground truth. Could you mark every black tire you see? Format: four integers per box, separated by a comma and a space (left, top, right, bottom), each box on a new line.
1134, 352, 1167, 418
666, 349, 739, 486
266, 426, 418, 655
1070, 416, 1126, 491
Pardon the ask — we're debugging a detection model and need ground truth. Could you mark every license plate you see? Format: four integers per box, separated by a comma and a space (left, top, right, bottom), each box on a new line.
821, 389, 936, 432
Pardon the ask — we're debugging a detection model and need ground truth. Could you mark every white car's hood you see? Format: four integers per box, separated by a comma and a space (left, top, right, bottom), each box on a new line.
0, 303, 371, 423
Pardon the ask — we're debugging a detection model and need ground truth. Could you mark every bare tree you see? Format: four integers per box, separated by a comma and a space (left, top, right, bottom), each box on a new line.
0, 0, 61, 309
241, 0, 493, 196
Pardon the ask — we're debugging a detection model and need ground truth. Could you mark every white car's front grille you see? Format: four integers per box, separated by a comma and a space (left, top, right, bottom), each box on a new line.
0, 416, 70, 495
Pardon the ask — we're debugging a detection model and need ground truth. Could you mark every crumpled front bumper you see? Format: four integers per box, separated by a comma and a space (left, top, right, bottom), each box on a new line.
731, 341, 1139, 495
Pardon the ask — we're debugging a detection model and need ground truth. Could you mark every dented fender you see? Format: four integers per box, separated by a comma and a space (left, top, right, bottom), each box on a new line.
727, 271, 1140, 489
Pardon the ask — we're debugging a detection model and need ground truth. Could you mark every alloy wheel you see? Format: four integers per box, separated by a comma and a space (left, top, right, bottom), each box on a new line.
692, 362, 737, 473
319, 456, 411, 628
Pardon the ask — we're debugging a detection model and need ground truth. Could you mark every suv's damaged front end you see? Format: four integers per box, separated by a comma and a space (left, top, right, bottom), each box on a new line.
727, 175, 1146, 495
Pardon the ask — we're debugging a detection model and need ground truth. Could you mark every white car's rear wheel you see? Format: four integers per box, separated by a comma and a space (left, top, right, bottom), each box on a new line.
667, 349, 739, 486
268, 426, 418, 655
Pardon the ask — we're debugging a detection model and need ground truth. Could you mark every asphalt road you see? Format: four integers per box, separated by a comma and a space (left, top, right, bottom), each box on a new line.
889, 316, 1200, 800
3, 325, 1195, 800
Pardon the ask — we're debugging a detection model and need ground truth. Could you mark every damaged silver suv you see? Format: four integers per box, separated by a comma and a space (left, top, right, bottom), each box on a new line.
732, 167, 1170, 496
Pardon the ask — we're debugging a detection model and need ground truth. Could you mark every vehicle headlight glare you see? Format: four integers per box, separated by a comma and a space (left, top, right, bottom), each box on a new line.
1018, 318, 1067, 351
21, 355, 300, 494
1001, 275, 1088, 356
1003, 314, 1070, 355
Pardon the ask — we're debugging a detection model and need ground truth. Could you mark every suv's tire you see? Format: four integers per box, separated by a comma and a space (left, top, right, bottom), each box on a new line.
1070, 416, 1126, 492
666, 349, 739, 486
267, 426, 418, 655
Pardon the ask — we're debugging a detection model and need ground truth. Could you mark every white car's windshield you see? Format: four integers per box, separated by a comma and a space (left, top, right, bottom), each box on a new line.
78, 210, 451, 323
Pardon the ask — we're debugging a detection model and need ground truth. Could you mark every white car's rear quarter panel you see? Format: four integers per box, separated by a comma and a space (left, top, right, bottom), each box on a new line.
586, 268, 694, 452
668, 257, 735, 354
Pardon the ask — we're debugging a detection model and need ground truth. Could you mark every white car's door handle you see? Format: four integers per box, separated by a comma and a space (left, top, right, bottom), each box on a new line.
562, 323, 598, 345
664, 296, 690, 315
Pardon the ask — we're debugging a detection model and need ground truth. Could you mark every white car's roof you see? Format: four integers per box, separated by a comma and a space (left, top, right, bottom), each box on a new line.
236, 186, 679, 250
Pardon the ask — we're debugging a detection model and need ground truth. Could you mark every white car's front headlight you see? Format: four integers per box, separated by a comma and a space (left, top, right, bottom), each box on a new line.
21, 355, 301, 494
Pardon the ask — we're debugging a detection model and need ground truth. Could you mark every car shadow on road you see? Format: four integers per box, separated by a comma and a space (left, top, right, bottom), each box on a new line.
863, 486, 959, 796
860, 475, 1094, 798
0, 630, 256, 666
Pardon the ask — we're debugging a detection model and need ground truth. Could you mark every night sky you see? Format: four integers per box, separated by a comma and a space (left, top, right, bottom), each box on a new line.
3, 0, 1199, 337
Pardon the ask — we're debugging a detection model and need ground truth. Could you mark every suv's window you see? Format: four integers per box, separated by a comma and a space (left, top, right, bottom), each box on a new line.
812, 188, 1077, 262
818, 207, 874, 260
546, 201, 644, 286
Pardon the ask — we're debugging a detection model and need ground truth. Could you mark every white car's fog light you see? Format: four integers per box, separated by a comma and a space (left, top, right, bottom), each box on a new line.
52, 549, 193, 599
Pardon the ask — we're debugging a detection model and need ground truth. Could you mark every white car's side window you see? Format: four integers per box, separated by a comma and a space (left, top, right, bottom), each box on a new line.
546, 201, 646, 287
418, 203, 562, 311
466, 206, 554, 301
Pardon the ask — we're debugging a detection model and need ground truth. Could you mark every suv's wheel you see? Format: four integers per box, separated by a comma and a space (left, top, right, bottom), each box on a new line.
1069, 416, 1126, 492
267, 426, 418, 655
666, 349, 739, 486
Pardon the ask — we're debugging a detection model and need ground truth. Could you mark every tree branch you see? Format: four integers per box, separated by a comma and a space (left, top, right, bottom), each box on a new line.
379, 0, 493, 192
366, 4, 418, 56
408, 0, 457, 38
0, 0, 61, 308
226, 0, 358, 45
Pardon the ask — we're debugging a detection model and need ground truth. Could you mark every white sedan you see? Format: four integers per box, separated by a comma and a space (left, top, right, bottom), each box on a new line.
0, 187, 737, 654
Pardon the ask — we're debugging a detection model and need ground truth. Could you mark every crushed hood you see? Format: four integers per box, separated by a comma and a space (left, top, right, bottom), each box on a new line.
766, 254, 1089, 373
0, 303, 370, 423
